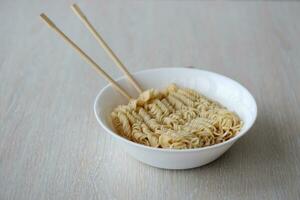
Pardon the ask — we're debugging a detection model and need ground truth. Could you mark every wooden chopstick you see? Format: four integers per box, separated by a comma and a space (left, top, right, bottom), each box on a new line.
40, 13, 132, 100
71, 4, 143, 94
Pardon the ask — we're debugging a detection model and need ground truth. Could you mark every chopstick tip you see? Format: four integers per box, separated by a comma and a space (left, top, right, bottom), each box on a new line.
71, 3, 87, 20
71, 3, 78, 10
39, 13, 56, 28
40, 13, 46, 18
40, 13, 49, 22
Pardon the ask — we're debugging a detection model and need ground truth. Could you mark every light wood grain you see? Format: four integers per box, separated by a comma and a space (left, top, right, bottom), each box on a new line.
0, 1, 300, 200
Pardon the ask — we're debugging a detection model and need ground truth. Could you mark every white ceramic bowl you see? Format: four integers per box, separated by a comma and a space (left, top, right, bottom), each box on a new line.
94, 68, 257, 169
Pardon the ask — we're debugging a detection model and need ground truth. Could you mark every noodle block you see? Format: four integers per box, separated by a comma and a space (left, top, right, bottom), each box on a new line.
111, 84, 243, 149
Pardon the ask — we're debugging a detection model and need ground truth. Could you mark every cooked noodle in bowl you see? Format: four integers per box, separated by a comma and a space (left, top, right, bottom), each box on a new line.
94, 68, 257, 169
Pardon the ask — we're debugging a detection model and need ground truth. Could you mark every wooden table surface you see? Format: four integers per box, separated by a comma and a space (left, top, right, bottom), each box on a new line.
1, 1, 299, 199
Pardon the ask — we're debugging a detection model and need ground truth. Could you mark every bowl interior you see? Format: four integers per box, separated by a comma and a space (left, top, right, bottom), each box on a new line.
95, 68, 257, 145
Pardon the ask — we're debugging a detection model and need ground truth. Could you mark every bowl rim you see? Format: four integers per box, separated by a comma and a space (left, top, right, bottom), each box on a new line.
94, 67, 257, 153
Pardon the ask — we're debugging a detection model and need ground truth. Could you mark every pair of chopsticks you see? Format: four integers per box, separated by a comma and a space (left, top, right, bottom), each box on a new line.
40, 4, 142, 100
